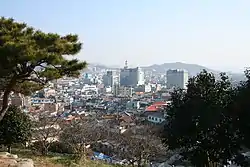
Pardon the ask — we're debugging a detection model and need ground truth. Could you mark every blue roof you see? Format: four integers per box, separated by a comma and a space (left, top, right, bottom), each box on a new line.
93, 152, 112, 160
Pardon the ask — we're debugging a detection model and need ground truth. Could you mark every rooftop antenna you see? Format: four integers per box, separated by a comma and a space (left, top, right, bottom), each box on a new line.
125, 60, 128, 69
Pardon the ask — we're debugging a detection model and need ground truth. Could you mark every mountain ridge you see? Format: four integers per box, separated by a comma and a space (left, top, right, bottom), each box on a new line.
88, 62, 245, 81
142, 62, 219, 75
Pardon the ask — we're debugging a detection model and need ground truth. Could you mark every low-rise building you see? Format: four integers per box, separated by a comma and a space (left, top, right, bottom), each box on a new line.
147, 112, 165, 124
44, 103, 63, 112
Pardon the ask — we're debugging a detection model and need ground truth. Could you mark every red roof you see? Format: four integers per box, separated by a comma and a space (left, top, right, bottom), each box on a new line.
145, 105, 159, 112
152, 101, 167, 106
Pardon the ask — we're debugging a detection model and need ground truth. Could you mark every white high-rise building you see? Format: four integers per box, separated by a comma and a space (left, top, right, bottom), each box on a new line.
120, 61, 145, 87
166, 69, 189, 89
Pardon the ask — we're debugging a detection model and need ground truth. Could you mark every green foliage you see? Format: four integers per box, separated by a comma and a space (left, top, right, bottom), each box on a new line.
0, 17, 85, 85
0, 17, 87, 120
224, 68, 250, 165
231, 69, 250, 144
0, 16, 86, 85
0, 105, 32, 147
162, 70, 243, 166
13, 81, 44, 96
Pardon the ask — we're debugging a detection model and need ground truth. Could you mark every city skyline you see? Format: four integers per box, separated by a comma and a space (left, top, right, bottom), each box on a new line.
88, 61, 245, 74
1, 0, 250, 72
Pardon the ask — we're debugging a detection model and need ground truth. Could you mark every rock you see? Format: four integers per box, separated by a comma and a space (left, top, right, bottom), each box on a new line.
8, 154, 18, 159
16, 158, 34, 167
0, 158, 17, 167
0, 152, 33, 167
0, 152, 10, 158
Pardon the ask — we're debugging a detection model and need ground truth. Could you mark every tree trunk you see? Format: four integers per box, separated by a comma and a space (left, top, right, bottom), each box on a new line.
130, 161, 135, 167
0, 89, 11, 121
44, 147, 48, 155
7, 145, 11, 153
137, 157, 142, 167
42, 142, 49, 155
81, 143, 86, 166
0, 78, 16, 122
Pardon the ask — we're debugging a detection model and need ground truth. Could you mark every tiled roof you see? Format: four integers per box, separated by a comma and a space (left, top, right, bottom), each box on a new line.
145, 105, 159, 112
152, 101, 167, 106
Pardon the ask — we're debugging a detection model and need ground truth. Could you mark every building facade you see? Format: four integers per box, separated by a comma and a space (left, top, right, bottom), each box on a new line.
120, 61, 145, 87
166, 69, 189, 89
82, 73, 92, 84
147, 112, 166, 124
103, 71, 119, 88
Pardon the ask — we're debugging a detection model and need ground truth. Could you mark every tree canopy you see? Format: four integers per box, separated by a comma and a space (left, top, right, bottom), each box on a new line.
162, 70, 246, 166
229, 69, 250, 161
0, 105, 32, 152
0, 17, 87, 121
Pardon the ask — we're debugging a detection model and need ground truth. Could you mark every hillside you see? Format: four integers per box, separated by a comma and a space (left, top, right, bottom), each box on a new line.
142, 62, 218, 76
142, 62, 245, 81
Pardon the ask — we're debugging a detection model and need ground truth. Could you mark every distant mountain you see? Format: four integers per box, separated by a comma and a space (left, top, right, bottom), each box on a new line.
87, 62, 246, 82
85, 63, 120, 72
142, 62, 219, 76
87, 63, 107, 69
142, 62, 245, 82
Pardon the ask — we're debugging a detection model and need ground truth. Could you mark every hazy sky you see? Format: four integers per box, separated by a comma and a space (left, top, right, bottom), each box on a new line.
1, 0, 250, 72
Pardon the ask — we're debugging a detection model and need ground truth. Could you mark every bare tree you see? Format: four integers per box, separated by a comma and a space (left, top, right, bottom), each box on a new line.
31, 112, 64, 155
59, 120, 107, 164
115, 125, 166, 167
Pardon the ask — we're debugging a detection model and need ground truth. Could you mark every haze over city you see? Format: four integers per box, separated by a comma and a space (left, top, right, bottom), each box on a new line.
1, 0, 250, 72
2, 1, 250, 166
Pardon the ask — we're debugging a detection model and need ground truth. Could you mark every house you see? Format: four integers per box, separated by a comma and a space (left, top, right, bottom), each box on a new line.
145, 101, 168, 112
126, 100, 140, 110
152, 101, 168, 106
145, 105, 159, 112
31, 98, 56, 105
119, 115, 135, 129
44, 103, 63, 112
147, 112, 165, 124
44, 89, 56, 97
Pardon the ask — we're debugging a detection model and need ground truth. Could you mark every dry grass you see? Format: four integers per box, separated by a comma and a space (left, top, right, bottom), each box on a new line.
7, 148, 119, 167
33, 156, 117, 167
32, 156, 64, 167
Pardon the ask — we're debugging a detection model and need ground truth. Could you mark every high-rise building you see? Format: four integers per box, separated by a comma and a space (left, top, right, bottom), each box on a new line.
120, 61, 145, 87
103, 70, 119, 88
166, 69, 188, 89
